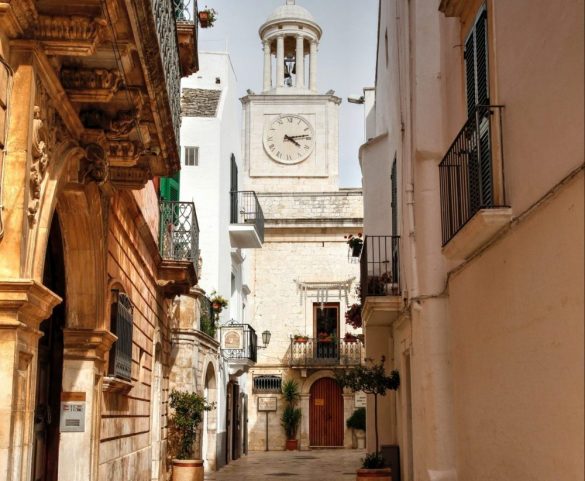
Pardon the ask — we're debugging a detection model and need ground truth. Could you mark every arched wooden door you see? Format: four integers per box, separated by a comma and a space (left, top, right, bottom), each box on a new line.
309, 377, 344, 447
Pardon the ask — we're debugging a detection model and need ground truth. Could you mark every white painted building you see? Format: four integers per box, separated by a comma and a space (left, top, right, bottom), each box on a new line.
240, 1, 365, 451
179, 51, 256, 470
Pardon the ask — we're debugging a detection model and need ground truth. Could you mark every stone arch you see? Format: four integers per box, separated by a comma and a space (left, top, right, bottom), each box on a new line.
202, 360, 218, 471
300, 369, 336, 395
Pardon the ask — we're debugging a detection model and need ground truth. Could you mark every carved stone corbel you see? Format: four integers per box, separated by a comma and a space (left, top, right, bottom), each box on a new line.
60, 67, 123, 103
79, 141, 109, 185
0, 0, 38, 38
36, 15, 107, 56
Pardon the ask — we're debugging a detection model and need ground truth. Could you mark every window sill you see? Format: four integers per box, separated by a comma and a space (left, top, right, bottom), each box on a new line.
102, 376, 133, 394
442, 207, 513, 260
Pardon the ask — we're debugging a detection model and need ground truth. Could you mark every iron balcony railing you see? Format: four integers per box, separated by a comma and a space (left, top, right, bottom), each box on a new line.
221, 323, 258, 364
439, 105, 506, 245
289, 337, 363, 367
230, 191, 265, 243
360, 235, 400, 302
159, 201, 200, 273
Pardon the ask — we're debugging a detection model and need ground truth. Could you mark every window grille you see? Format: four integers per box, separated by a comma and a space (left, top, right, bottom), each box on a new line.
253, 375, 282, 393
184, 146, 199, 166
109, 291, 133, 381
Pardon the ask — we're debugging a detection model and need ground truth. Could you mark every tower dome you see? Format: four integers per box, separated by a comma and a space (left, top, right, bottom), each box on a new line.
265, 2, 315, 23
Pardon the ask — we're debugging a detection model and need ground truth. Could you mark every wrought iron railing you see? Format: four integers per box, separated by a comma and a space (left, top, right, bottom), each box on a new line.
199, 296, 216, 338
159, 201, 200, 272
289, 337, 363, 367
360, 235, 400, 302
253, 375, 282, 393
174, 0, 195, 20
230, 191, 265, 243
152, 0, 184, 144
221, 323, 258, 364
439, 105, 506, 245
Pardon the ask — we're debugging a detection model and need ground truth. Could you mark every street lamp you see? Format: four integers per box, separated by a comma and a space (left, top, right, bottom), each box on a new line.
258, 330, 272, 349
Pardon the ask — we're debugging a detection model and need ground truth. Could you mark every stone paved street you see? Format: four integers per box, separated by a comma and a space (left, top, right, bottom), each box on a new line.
204, 449, 365, 481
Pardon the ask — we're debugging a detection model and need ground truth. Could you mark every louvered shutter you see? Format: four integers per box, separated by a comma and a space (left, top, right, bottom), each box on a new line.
391, 157, 398, 236
109, 292, 133, 381
230, 154, 238, 223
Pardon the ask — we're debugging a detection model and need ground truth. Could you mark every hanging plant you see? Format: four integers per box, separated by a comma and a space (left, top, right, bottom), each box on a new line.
345, 303, 362, 329
209, 290, 228, 313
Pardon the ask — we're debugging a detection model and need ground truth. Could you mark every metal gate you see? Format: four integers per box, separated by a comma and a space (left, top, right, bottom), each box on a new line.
309, 377, 344, 447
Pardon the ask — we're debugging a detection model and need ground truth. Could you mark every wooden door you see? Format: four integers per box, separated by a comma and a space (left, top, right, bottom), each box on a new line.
309, 378, 344, 447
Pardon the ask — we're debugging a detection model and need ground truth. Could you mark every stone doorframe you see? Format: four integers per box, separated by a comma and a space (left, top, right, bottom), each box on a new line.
298, 370, 355, 450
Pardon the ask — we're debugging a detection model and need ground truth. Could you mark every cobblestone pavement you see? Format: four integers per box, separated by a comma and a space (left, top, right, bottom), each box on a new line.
204, 449, 365, 481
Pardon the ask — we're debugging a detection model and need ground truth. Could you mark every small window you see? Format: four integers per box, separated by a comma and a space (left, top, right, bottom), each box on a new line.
184, 146, 199, 166
253, 375, 282, 393
109, 291, 133, 381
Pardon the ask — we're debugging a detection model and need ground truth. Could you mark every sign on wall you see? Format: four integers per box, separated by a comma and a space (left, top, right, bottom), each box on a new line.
354, 391, 367, 408
257, 397, 277, 412
59, 392, 86, 432
222, 326, 244, 350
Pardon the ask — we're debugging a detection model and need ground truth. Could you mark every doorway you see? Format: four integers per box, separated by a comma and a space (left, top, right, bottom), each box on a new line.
313, 303, 339, 361
32, 215, 66, 481
309, 377, 343, 447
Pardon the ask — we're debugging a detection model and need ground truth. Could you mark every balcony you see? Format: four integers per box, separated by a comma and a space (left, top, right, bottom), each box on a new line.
360, 235, 402, 327
439, 105, 512, 259
229, 191, 265, 248
289, 337, 363, 368
157, 201, 199, 296
220, 322, 258, 376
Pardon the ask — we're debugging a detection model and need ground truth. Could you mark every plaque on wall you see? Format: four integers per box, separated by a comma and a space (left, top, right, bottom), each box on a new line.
258, 397, 278, 412
354, 391, 367, 408
222, 326, 244, 349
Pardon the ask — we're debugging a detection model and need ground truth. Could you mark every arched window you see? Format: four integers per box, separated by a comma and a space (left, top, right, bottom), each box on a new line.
108, 290, 133, 381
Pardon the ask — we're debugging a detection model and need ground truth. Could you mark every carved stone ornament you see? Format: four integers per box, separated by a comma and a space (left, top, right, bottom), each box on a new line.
109, 165, 152, 190
36, 15, 107, 56
108, 140, 141, 166
79, 143, 108, 185
80, 109, 139, 141
28, 83, 56, 226
61, 67, 123, 103
0, 0, 39, 37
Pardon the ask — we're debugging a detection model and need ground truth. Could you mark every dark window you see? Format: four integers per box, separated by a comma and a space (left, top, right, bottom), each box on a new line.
253, 375, 282, 393
391, 156, 398, 236
184, 146, 199, 166
109, 291, 133, 381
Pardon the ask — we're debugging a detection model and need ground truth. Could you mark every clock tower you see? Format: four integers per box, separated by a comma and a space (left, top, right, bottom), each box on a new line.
241, 0, 341, 192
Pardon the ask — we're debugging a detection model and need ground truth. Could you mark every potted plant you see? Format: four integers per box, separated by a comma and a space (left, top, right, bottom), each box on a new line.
335, 357, 400, 480
344, 332, 358, 343
280, 379, 302, 450
169, 389, 215, 481
209, 291, 228, 314
345, 303, 362, 329
198, 5, 217, 28
346, 407, 366, 449
293, 334, 309, 343
345, 233, 363, 257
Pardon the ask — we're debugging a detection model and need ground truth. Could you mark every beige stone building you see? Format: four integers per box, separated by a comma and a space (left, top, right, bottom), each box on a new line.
359, 0, 584, 480
239, 1, 365, 452
0, 1, 201, 481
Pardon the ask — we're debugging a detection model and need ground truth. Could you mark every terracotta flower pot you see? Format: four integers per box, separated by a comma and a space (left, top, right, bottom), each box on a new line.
294, 338, 308, 343
198, 11, 209, 27
356, 468, 391, 481
285, 439, 298, 450
172, 459, 204, 481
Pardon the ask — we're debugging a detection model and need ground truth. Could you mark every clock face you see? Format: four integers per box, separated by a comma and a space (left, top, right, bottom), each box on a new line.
263, 114, 315, 164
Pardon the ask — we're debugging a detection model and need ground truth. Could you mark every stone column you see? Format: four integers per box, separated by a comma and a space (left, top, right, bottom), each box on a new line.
0, 280, 62, 481
295, 35, 304, 88
309, 40, 318, 92
299, 393, 310, 450
58, 329, 116, 481
263, 40, 272, 92
276, 35, 285, 88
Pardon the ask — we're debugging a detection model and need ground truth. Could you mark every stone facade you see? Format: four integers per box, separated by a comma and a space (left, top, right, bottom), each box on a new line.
0, 2, 199, 481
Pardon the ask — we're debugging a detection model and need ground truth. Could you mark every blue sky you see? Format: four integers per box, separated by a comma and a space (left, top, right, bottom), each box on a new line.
196, 0, 379, 187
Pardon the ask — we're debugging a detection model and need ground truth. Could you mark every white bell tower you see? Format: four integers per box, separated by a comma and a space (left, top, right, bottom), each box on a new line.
242, 0, 340, 192
259, 0, 322, 94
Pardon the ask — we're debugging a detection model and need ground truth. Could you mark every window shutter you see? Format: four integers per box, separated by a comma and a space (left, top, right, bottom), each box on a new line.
391, 157, 398, 236
464, 32, 476, 119
109, 292, 133, 381
475, 11, 489, 108
230, 154, 238, 224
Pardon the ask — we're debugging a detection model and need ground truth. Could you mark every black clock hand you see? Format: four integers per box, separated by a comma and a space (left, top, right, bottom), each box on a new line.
288, 134, 310, 139
284, 135, 301, 147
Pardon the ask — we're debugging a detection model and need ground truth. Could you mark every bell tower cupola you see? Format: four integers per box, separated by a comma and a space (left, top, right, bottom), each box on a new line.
259, 0, 322, 94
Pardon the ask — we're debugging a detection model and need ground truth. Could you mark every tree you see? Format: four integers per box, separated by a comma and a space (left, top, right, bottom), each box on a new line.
335, 357, 399, 455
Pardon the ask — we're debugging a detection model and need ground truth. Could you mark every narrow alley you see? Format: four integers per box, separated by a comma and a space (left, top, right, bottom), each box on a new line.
204, 450, 365, 481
